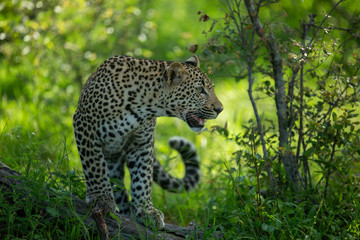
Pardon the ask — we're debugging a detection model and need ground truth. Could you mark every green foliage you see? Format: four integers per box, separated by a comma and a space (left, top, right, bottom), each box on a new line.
0, 128, 89, 239
201, 0, 360, 189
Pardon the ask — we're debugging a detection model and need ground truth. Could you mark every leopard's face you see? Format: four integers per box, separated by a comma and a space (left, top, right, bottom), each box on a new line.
164, 57, 223, 132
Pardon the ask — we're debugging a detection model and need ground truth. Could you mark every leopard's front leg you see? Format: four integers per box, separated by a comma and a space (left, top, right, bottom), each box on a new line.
73, 113, 116, 214
126, 123, 165, 229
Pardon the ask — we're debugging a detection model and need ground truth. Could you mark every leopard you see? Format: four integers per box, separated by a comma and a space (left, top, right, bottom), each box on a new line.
73, 55, 223, 228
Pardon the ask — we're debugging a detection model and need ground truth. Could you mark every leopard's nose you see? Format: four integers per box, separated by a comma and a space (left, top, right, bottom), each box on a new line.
214, 106, 223, 115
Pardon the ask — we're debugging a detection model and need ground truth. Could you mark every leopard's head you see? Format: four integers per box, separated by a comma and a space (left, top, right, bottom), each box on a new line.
163, 56, 223, 132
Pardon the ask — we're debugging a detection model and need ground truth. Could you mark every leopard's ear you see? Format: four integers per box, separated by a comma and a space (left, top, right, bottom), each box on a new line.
185, 55, 200, 68
164, 62, 185, 87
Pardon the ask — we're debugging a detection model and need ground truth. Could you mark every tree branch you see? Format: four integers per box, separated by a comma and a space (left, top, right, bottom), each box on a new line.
244, 0, 288, 147
295, 14, 316, 191
226, 0, 276, 190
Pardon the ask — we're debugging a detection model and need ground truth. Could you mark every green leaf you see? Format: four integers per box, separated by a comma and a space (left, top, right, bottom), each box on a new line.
334, 124, 343, 130
304, 148, 314, 157
332, 112, 337, 121
262, 223, 277, 233
46, 207, 59, 217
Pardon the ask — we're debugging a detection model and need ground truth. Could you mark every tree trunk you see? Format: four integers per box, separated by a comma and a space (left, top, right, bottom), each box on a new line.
244, 0, 302, 191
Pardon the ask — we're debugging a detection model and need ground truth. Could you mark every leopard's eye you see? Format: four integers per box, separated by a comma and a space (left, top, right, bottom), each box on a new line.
196, 86, 207, 95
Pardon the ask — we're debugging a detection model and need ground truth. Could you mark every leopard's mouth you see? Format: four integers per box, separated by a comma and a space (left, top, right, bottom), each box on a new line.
185, 113, 207, 132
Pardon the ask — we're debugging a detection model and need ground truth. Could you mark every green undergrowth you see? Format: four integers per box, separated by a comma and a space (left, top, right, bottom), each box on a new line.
0, 127, 91, 239
1, 127, 359, 239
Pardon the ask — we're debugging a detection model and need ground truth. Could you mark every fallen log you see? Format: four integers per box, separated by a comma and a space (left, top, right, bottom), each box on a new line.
0, 162, 223, 239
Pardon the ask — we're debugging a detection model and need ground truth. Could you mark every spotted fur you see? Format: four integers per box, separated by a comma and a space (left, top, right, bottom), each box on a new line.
73, 55, 223, 228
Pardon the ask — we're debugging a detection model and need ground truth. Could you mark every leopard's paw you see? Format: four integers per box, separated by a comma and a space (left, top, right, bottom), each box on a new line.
131, 204, 165, 229
86, 192, 116, 214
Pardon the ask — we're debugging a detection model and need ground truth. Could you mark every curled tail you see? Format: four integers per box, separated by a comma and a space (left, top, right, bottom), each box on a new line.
153, 136, 200, 192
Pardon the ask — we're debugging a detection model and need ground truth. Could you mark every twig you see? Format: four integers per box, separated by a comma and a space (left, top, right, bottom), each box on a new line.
225, 0, 276, 190
91, 209, 110, 240
251, 128, 262, 209
305, 23, 359, 33
247, 51, 276, 190
308, 0, 345, 46
223, 161, 245, 206
226, 0, 242, 35
240, 0, 276, 191
294, 15, 316, 191
302, 140, 313, 192
324, 131, 338, 199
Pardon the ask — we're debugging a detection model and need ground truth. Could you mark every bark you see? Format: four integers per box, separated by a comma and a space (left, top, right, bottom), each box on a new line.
0, 162, 223, 240
243, 0, 302, 191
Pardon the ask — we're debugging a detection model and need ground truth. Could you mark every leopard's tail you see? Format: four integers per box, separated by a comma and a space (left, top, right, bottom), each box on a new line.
153, 136, 200, 192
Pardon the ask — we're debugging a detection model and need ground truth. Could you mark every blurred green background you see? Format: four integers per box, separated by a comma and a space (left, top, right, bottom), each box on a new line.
0, 0, 247, 173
